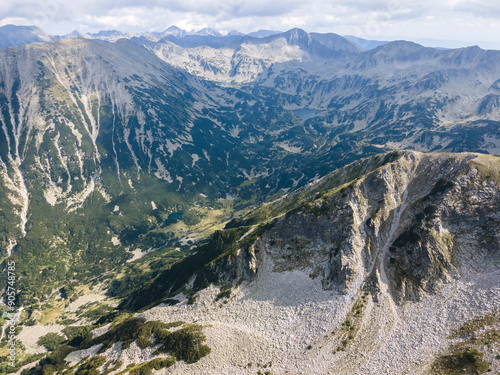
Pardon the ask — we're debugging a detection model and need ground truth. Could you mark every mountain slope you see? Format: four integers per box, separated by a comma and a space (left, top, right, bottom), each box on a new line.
0, 31, 499, 304
119, 150, 500, 374
254, 41, 500, 154
142, 29, 500, 156
145, 28, 361, 83
0, 27, 499, 375
0, 25, 53, 47
0, 37, 384, 302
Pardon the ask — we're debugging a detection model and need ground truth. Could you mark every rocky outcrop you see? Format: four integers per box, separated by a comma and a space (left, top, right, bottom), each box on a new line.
227, 151, 500, 303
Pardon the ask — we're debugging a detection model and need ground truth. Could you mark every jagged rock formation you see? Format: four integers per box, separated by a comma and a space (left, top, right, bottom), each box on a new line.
250, 151, 499, 302
143, 151, 499, 304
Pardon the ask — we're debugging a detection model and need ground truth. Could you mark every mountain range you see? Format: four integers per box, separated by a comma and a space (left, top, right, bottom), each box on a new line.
0, 24, 498, 375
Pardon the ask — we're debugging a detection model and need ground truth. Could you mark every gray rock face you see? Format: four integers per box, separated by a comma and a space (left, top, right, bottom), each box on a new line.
131, 150, 499, 374
228, 151, 500, 303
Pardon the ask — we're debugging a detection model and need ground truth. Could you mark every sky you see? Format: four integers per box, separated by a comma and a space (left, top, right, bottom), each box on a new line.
1, 0, 500, 49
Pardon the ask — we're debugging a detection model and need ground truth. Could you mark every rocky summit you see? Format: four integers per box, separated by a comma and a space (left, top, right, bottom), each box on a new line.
0, 25, 498, 375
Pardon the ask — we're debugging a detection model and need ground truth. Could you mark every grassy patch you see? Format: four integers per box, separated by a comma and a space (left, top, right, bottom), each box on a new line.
39, 301, 66, 325
432, 311, 500, 375
119, 357, 176, 375
450, 310, 500, 338
333, 291, 370, 352
0, 353, 46, 374
431, 348, 490, 375
77, 303, 115, 322
74, 355, 106, 375
37, 333, 66, 351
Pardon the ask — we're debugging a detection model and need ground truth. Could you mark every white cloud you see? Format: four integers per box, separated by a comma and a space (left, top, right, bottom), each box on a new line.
0, 0, 499, 47
0, 17, 31, 26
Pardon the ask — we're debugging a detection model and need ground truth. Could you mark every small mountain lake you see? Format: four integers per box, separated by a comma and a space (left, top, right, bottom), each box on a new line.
168, 212, 183, 219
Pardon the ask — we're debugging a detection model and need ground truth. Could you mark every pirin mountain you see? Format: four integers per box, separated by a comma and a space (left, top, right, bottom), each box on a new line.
0, 25, 498, 375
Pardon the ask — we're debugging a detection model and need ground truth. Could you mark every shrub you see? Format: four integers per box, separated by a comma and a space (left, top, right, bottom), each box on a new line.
37, 333, 66, 351
432, 348, 490, 374
127, 357, 176, 375
62, 326, 93, 347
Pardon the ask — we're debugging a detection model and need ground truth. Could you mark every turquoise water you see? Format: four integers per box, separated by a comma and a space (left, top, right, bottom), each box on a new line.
168, 212, 183, 219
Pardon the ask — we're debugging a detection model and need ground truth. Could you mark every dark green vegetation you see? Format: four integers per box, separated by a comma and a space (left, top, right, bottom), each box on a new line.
123, 357, 176, 375
431, 348, 490, 375
24, 317, 210, 375
450, 310, 500, 339
77, 303, 115, 321
215, 285, 232, 301
431, 310, 500, 375
37, 333, 66, 351
0, 354, 46, 375
119, 226, 256, 310
93, 318, 209, 363
330, 291, 370, 353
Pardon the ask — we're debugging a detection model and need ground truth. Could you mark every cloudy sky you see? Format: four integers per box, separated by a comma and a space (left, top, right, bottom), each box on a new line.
2, 0, 500, 48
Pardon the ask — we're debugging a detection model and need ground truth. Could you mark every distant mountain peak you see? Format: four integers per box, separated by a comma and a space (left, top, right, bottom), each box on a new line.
246, 29, 282, 38
158, 25, 188, 38
166, 25, 184, 32
195, 27, 223, 37
0, 24, 53, 47
66, 30, 85, 38
227, 30, 244, 36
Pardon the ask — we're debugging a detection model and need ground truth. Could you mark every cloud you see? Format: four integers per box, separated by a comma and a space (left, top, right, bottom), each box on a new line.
0, 0, 499, 46
453, 0, 500, 18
